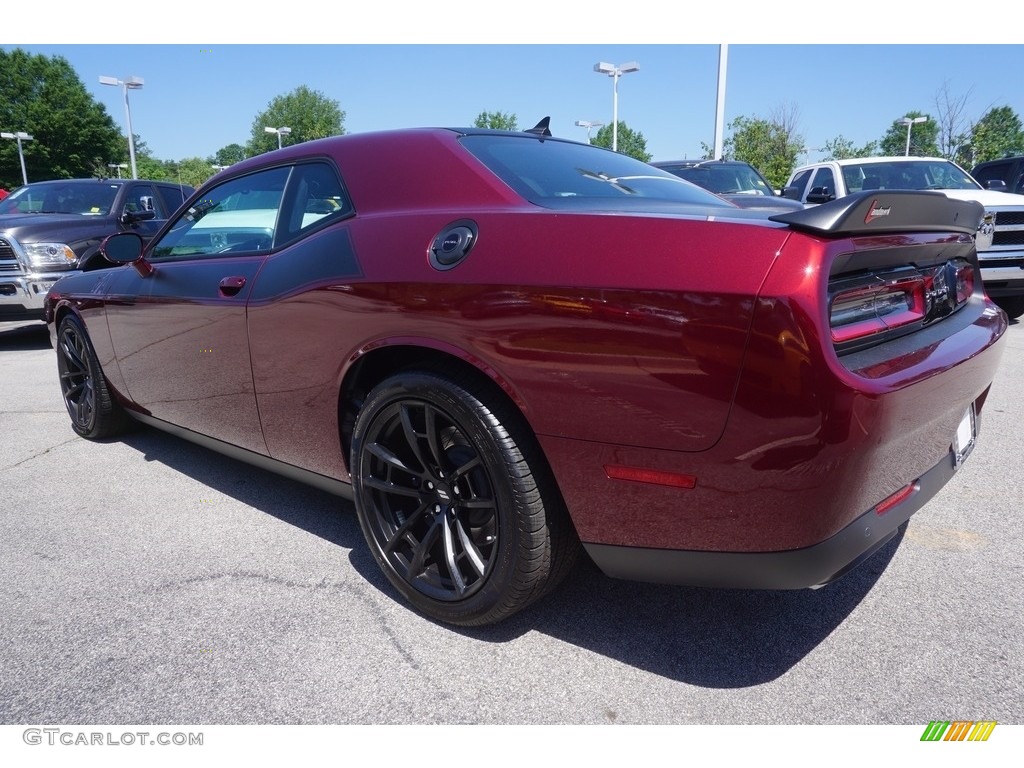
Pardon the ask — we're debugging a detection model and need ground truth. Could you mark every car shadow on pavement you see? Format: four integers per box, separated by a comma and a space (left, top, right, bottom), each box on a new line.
490, 531, 902, 688
0, 323, 51, 350
118, 425, 902, 689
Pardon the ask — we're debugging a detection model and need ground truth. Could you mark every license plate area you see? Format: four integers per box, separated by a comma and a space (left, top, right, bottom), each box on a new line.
952, 402, 977, 469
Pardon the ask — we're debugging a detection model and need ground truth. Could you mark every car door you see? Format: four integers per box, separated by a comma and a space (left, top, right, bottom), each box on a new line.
105, 166, 290, 455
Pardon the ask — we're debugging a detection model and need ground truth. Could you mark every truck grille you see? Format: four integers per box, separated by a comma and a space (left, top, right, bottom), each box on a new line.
0, 238, 20, 272
993, 231, 1024, 246
994, 211, 1024, 227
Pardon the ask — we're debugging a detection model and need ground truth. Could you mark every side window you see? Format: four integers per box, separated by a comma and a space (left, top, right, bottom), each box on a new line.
279, 162, 352, 243
150, 167, 290, 261
788, 169, 812, 199
810, 167, 836, 194
973, 162, 1007, 185
123, 184, 158, 216
156, 185, 191, 217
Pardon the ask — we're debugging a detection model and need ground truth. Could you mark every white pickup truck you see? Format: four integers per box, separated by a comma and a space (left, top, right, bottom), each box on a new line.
783, 157, 1024, 318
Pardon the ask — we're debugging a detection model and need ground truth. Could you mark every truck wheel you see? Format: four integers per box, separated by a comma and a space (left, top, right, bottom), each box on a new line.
994, 296, 1024, 320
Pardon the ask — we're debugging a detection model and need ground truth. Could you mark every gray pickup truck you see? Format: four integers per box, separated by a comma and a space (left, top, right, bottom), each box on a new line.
0, 177, 193, 322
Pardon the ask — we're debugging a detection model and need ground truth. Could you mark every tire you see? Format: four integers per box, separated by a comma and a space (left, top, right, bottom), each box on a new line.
993, 295, 1024, 320
350, 369, 577, 626
56, 314, 134, 439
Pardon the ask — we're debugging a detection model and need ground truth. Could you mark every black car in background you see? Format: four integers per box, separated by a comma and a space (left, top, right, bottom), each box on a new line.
971, 156, 1024, 194
651, 159, 804, 211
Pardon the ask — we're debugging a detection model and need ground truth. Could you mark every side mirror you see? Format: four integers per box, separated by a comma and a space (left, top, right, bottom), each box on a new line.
984, 179, 1008, 192
781, 185, 802, 201
100, 232, 153, 277
122, 208, 157, 225
806, 186, 835, 204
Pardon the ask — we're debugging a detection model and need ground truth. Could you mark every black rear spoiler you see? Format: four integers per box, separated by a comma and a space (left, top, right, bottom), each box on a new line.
769, 190, 983, 237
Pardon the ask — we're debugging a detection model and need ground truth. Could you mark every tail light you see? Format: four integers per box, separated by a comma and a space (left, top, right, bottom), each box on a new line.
829, 260, 975, 351
830, 275, 925, 343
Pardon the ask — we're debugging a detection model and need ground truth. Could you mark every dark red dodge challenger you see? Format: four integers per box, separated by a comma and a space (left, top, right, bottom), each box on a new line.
46, 124, 1007, 626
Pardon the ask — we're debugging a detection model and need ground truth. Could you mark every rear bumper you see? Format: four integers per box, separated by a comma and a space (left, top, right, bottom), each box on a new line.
584, 441, 960, 590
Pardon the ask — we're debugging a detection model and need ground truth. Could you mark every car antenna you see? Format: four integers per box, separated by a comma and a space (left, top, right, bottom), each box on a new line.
525, 117, 552, 137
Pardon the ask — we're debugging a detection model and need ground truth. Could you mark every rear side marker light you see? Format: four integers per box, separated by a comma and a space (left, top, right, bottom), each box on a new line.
874, 482, 918, 516
604, 465, 697, 489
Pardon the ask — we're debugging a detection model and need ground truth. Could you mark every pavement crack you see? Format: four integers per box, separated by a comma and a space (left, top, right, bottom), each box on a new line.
2, 436, 80, 471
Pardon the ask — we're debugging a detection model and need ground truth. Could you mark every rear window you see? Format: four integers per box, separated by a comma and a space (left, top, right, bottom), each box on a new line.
460, 135, 730, 209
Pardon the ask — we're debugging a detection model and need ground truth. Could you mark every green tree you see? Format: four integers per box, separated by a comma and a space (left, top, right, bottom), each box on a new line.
209, 143, 246, 166
174, 157, 217, 188
590, 121, 652, 162
822, 135, 878, 161
968, 106, 1024, 165
0, 48, 122, 187
246, 85, 345, 156
473, 111, 518, 131
879, 111, 939, 157
721, 113, 803, 189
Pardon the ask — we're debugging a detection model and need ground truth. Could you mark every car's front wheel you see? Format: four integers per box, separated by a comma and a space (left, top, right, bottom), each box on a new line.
350, 369, 576, 626
56, 314, 134, 439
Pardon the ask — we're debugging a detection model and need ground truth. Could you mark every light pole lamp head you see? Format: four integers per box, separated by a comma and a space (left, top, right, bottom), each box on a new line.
125, 76, 144, 89
593, 62, 615, 75
279, 127, 292, 137
99, 75, 119, 86
619, 61, 640, 74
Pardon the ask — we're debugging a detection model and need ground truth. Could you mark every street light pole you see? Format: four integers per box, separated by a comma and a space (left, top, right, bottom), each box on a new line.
899, 115, 928, 156
264, 126, 292, 150
593, 61, 639, 152
574, 120, 603, 144
100, 75, 144, 179
1, 131, 34, 185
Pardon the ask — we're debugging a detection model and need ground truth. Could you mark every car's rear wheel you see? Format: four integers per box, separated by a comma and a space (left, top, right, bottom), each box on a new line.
351, 369, 575, 626
994, 295, 1024, 320
56, 315, 133, 439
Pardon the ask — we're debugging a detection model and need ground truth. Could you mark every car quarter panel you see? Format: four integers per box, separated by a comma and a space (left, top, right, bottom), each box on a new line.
547, 231, 1006, 554
245, 209, 791, 480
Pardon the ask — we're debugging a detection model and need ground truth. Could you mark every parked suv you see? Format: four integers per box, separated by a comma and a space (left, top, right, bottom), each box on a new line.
783, 157, 1024, 318
652, 159, 804, 211
971, 156, 1024, 194
0, 178, 193, 322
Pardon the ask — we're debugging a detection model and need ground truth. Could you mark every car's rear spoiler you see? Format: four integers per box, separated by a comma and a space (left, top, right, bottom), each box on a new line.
769, 190, 983, 237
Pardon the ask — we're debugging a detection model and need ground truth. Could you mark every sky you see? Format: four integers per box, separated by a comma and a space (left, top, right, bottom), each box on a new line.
7, 6, 1024, 170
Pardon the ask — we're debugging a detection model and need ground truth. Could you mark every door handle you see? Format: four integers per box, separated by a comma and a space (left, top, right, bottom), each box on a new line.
218, 276, 247, 296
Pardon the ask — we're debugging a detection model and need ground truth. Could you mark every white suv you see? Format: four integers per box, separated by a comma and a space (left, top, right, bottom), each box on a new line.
783, 157, 1024, 318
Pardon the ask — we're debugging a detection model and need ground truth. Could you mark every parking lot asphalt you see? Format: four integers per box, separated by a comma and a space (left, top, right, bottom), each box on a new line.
1, 318, 1021, 726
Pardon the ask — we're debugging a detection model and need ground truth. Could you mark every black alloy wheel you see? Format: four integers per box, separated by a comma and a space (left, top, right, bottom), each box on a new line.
56, 315, 132, 439
351, 370, 576, 626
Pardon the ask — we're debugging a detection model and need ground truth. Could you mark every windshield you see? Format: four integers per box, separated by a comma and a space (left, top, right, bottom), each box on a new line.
657, 163, 776, 196
461, 135, 731, 208
0, 181, 120, 215
840, 160, 981, 193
